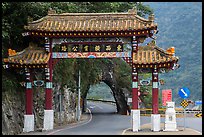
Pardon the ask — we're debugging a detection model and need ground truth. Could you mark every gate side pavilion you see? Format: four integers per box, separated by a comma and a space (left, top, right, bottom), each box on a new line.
123, 40, 179, 131
2, 8, 178, 133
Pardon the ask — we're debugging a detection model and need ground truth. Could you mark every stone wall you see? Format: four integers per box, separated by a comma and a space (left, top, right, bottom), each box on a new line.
2, 84, 78, 135
53, 85, 77, 127
2, 89, 25, 135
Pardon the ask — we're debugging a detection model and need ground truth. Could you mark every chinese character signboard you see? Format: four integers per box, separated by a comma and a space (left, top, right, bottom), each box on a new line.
55, 42, 124, 52
162, 89, 172, 106
52, 41, 131, 58
52, 38, 132, 58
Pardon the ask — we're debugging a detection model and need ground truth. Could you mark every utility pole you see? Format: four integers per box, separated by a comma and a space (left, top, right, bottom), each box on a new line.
59, 91, 62, 126
77, 69, 81, 121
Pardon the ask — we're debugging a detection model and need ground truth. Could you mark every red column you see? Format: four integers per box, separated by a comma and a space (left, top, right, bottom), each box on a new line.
132, 36, 139, 109
132, 67, 138, 109
152, 66, 159, 114
45, 84, 52, 110
45, 37, 53, 110
25, 68, 33, 115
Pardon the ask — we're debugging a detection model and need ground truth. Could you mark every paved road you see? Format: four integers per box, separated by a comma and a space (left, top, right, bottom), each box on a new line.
21, 101, 202, 135
175, 116, 202, 133
50, 101, 131, 135
49, 101, 202, 135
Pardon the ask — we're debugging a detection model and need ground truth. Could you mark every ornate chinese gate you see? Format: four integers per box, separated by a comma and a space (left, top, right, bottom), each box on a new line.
3, 8, 179, 133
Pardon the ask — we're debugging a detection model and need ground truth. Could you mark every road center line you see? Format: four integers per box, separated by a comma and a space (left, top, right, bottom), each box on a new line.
93, 103, 103, 110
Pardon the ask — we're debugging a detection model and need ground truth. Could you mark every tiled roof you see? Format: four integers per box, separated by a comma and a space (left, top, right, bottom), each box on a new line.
3, 43, 50, 67
133, 44, 179, 66
24, 8, 157, 33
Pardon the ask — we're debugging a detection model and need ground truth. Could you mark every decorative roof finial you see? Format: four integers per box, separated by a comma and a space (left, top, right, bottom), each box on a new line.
128, 7, 137, 15
8, 48, 16, 56
147, 40, 156, 47
166, 47, 175, 56
48, 8, 56, 15
148, 14, 155, 22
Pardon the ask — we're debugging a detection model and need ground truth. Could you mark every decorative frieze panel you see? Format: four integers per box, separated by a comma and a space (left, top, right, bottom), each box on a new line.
52, 37, 132, 58
52, 52, 131, 58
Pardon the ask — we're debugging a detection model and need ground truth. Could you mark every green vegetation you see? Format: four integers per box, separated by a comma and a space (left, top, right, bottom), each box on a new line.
113, 58, 132, 91
87, 82, 115, 101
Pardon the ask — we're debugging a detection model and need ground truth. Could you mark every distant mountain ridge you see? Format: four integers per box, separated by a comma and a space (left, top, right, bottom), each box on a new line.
144, 2, 202, 104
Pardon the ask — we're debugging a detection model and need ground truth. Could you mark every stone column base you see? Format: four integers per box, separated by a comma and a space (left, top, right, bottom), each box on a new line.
163, 121, 178, 131
131, 109, 140, 132
43, 110, 54, 130
151, 114, 160, 131
23, 115, 34, 132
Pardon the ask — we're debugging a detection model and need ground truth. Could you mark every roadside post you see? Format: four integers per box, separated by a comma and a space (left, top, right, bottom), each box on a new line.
178, 87, 190, 130
180, 99, 189, 130
77, 70, 81, 121
59, 91, 62, 126
163, 102, 178, 131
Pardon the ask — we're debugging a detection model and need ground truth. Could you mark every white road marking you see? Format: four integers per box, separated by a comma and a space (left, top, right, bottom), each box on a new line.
88, 102, 103, 110
89, 106, 96, 109
93, 103, 103, 110
46, 108, 93, 135
122, 128, 131, 135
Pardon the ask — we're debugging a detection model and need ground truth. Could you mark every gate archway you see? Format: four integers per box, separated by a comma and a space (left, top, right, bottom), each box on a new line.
3, 8, 178, 133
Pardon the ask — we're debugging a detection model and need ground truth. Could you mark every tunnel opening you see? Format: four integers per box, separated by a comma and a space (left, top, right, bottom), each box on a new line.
87, 82, 115, 102
86, 82, 117, 115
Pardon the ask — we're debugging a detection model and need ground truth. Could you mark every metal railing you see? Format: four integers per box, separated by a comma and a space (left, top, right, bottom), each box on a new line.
87, 98, 116, 104
139, 108, 202, 117
86, 99, 202, 117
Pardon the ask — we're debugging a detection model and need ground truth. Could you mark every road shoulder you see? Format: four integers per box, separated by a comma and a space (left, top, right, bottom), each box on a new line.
19, 109, 92, 135
122, 123, 202, 135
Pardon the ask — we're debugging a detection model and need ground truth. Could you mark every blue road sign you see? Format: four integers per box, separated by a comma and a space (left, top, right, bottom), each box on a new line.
195, 101, 202, 105
178, 87, 190, 99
